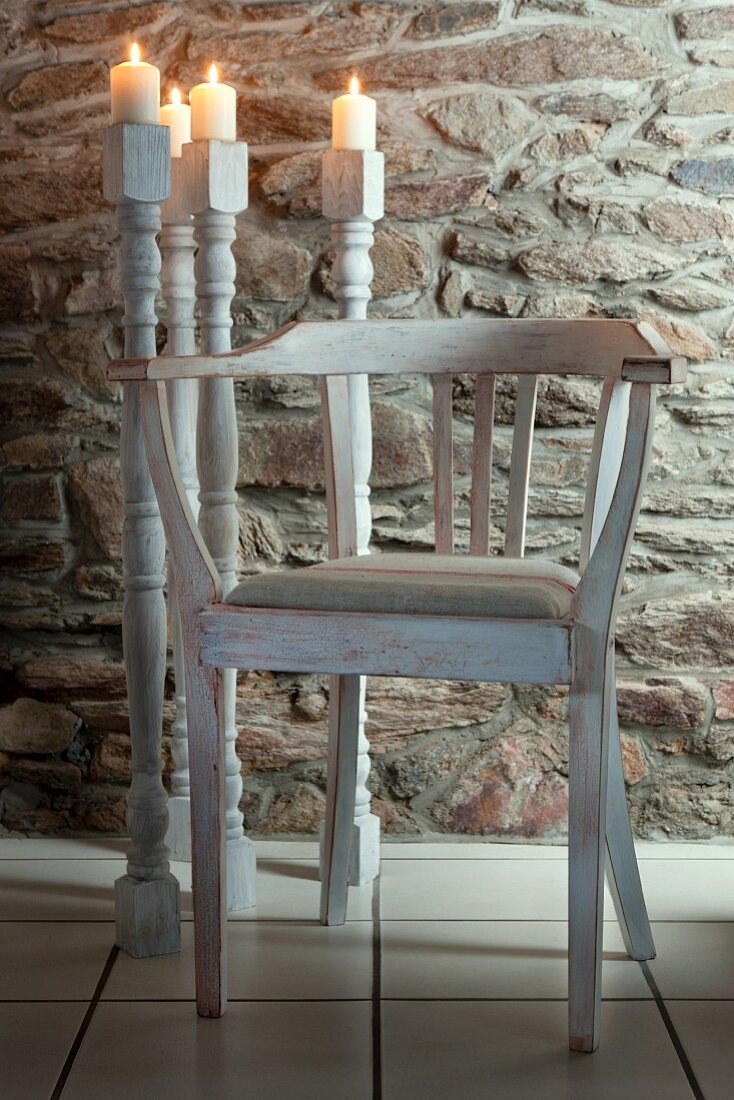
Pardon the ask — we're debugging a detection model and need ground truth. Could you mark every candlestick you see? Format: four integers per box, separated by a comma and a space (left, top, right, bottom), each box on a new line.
110, 42, 159, 125
160, 158, 198, 865
320, 147, 384, 888
160, 87, 191, 158
332, 76, 376, 151
181, 138, 255, 914
190, 64, 236, 142
102, 121, 179, 959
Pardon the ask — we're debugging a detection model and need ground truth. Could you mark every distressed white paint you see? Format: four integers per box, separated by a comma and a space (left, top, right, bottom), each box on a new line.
161, 158, 199, 863
182, 139, 255, 913
103, 123, 180, 959
119, 318, 682, 1046
319, 149, 385, 887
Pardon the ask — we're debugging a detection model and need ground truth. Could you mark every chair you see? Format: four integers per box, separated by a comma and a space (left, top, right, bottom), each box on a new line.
110, 316, 685, 1052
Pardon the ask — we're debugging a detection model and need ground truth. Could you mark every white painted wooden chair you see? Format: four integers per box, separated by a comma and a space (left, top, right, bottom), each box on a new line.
110, 316, 685, 1052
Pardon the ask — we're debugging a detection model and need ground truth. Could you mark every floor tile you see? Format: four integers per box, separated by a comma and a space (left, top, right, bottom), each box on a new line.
381, 1001, 691, 1100
0, 859, 121, 920
648, 922, 734, 998
640, 859, 734, 921
104, 919, 372, 1000
379, 858, 613, 920
380, 841, 568, 859
253, 840, 319, 860
635, 840, 734, 860
381, 921, 650, 1000
0, 1002, 85, 1098
63, 1001, 372, 1100
666, 1000, 734, 1100
0, 922, 113, 999
175, 858, 373, 922
0, 836, 127, 859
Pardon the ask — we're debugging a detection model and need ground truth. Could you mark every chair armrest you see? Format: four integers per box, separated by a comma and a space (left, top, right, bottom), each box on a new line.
573, 382, 656, 627
138, 380, 222, 614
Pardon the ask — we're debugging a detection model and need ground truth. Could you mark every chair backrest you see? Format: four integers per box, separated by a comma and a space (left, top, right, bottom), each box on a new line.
314, 326, 661, 569
116, 317, 683, 604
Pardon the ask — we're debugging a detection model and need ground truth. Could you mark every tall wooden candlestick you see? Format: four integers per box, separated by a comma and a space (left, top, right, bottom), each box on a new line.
181, 139, 256, 913
160, 158, 199, 862
321, 148, 384, 887
103, 122, 180, 958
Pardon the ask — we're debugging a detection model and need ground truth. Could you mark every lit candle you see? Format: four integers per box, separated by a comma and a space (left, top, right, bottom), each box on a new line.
190, 64, 236, 142
109, 42, 160, 125
332, 76, 376, 151
160, 87, 191, 157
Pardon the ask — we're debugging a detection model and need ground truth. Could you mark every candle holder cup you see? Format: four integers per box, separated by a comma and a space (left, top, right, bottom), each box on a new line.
320, 148, 384, 887
103, 122, 181, 959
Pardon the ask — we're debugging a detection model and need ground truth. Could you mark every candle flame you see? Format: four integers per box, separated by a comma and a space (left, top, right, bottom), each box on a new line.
209, 63, 219, 85
171, 87, 181, 106
130, 42, 141, 65
349, 75, 360, 96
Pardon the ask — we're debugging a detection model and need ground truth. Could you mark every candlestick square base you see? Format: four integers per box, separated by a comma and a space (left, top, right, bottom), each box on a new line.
115, 872, 180, 959
182, 139, 248, 214
322, 149, 384, 221
103, 123, 170, 204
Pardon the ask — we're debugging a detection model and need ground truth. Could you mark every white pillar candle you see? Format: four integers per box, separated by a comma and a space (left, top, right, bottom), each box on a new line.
190, 65, 236, 142
332, 76, 376, 151
110, 42, 160, 125
160, 87, 191, 157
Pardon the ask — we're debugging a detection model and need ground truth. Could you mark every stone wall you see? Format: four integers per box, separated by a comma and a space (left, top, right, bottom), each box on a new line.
1, 0, 733, 840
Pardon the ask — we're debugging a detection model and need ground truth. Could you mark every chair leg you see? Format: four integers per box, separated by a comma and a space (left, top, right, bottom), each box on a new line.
568, 638, 613, 1054
186, 660, 228, 1017
320, 674, 361, 927
605, 666, 655, 961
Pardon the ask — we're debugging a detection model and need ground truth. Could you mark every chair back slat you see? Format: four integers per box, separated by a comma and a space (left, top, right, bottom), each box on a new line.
432, 374, 455, 554
504, 374, 538, 558
469, 373, 495, 556
579, 378, 631, 570
321, 375, 357, 559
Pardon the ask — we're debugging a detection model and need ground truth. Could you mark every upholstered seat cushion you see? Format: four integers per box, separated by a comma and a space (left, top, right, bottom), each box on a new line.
229, 553, 579, 620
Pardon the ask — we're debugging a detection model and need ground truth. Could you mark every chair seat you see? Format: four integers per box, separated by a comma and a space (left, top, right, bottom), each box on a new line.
229, 553, 579, 620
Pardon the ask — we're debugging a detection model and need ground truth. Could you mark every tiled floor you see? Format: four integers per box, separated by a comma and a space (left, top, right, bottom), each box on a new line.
1, 839, 733, 1098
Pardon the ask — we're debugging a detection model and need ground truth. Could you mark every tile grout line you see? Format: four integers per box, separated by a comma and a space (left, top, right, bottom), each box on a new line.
49, 944, 119, 1100
640, 961, 706, 1100
372, 873, 382, 1100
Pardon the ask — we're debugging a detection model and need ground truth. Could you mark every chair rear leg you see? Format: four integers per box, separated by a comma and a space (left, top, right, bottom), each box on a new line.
320, 674, 361, 927
605, 665, 655, 961
186, 659, 228, 1017
568, 638, 613, 1053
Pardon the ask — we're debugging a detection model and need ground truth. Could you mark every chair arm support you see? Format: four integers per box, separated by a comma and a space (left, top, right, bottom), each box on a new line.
138, 379, 221, 616
573, 383, 656, 629
621, 355, 686, 384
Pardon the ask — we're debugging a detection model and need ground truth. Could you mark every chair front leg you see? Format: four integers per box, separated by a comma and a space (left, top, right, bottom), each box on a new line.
568, 633, 614, 1053
320, 674, 361, 927
605, 662, 655, 962
185, 656, 228, 1017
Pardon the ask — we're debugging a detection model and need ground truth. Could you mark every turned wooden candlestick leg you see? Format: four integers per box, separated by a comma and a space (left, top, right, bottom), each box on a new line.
161, 164, 199, 863
104, 123, 180, 958
183, 139, 255, 912
321, 149, 384, 886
